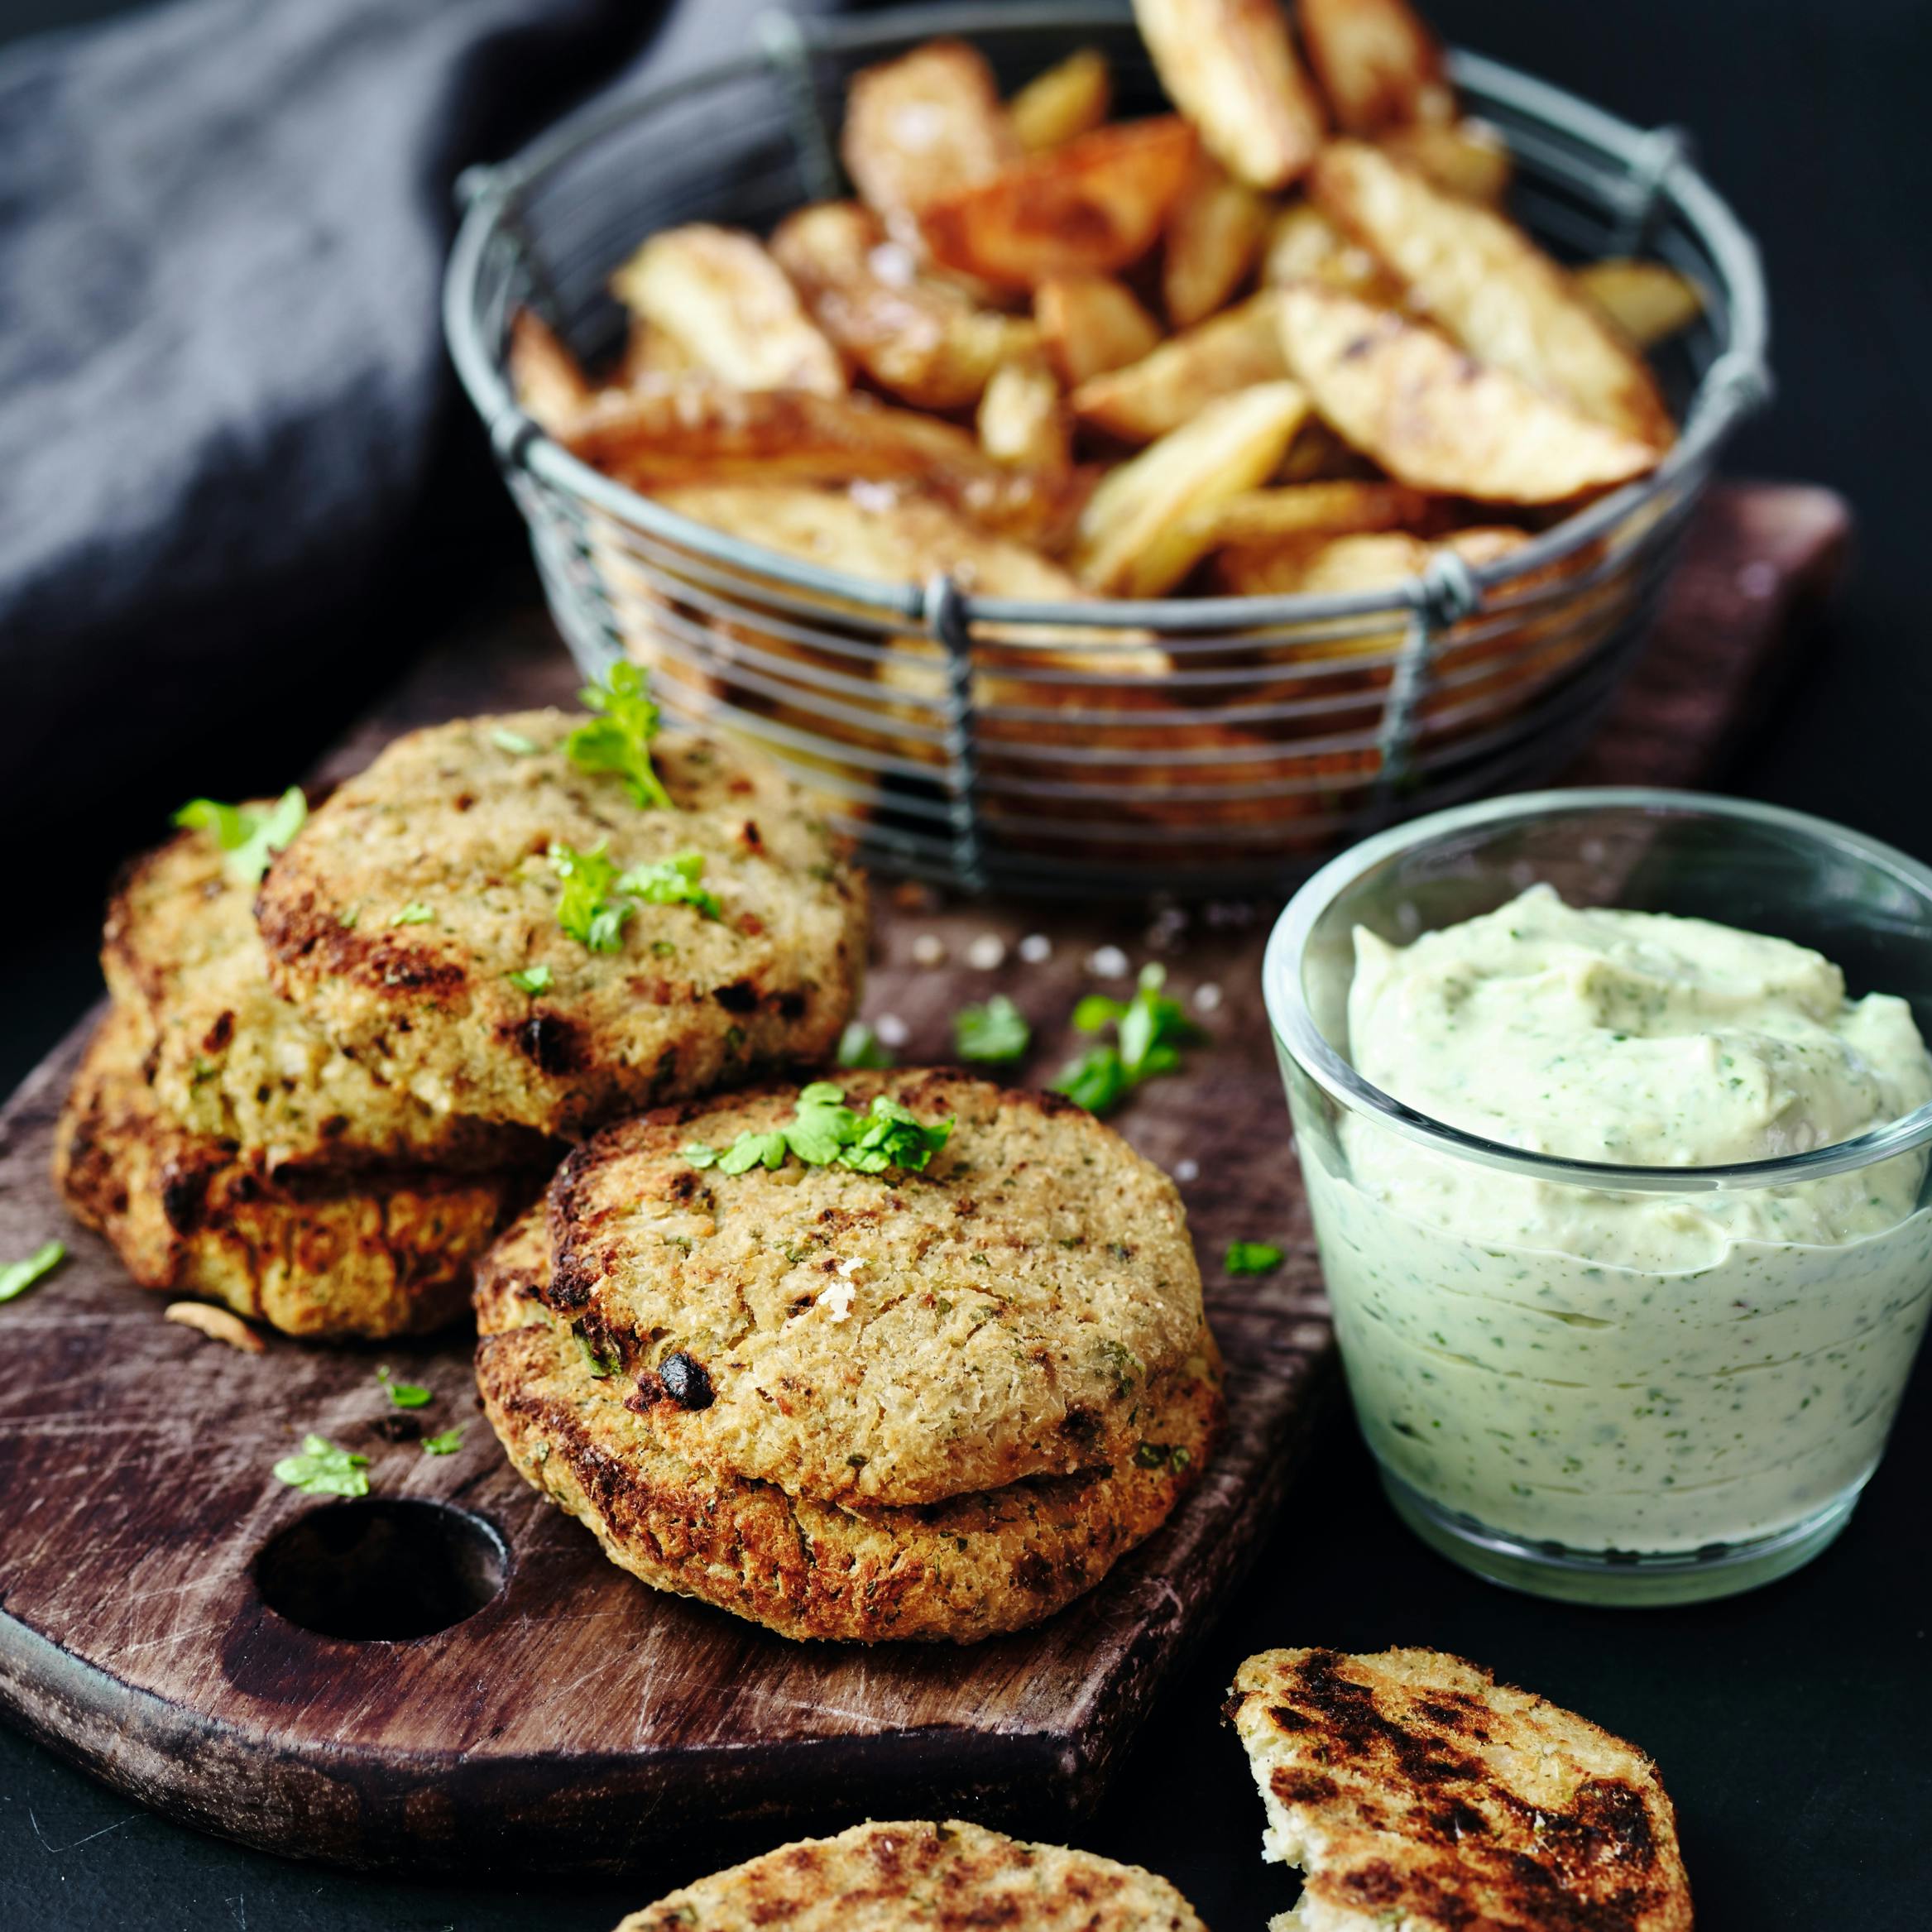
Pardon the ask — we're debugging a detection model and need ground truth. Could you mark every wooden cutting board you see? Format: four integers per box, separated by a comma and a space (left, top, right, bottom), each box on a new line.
0, 482, 1847, 1875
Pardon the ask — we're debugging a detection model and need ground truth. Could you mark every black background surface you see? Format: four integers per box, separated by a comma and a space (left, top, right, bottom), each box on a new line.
2, 0, 1930, 1925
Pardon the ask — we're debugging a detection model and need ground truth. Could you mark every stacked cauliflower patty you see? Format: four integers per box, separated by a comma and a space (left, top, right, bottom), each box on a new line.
474, 1070, 1223, 1642
55, 702, 867, 1341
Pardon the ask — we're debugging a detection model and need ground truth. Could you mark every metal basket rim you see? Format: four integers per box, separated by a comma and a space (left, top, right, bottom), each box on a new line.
443, 2, 1771, 637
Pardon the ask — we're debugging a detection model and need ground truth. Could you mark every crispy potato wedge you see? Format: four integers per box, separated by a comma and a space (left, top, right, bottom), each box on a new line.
1071, 293, 1287, 443
770, 201, 1035, 409
610, 224, 845, 397
1263, 201, 1402, 298
1163, 154, 1269, 326
1299, 0, 1454, 134
1036, 275, 1164, 386
1275, 284, 1661, 502
1575, 258, 1704, 348
1312, 141, 1674, 445
1009, 47, 1112, 152
1133, 0, 1326, 189
567, 381, 1086, 548
841, 39, 1021, 227
1072, 378, 1309, 595
1277, 415, 1381, 482
1180, 478, 1429, 551
509, 310, 595, 438
618, 317, 699, 386
979, 357, 1072, 472
1379, 117, 1512, 203
1215, 524, 1527, 597
921, 117, 1197, 287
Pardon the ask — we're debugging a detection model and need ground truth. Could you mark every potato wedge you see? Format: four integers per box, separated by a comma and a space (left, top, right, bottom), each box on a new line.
979, 357, 1072, 472
1009, 47, 1112, 152
567, 381, 1086, 547
1275, 284, 1661, 502
841, 39, 1021, 227
1299, 0, 1454, 134
1312, 141, 1674, 445
1379, 117, 1512, 203
1133, 0, 1326, 190
610, 224, 845, 397
1036, 276, 1164, 386
1071, 293, 1287, 443
1575, 258, 1704, 348
770, 201, 1034, 409
617, 317, 699, 386
1216, 524, 1526, 597
1263, 201, 1401, 298
508, 310, 594, 438
1163, 154, 1268, 326
1072, 379, 1309, 595
1179, 478, 1429, 551
920, 117, 1197, 287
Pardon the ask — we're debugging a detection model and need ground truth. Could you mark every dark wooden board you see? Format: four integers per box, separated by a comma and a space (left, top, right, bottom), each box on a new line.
0, 482, 1846, 1875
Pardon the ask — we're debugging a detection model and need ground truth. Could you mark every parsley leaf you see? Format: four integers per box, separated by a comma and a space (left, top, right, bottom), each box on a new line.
273, 1434, 370, 1498
567, 662, 672, 810
683, 1082, 952, 1177
1052, 965, 1203, 1116
953, 994, 1030, 1065
550, 841, 632, 952
837, 1021, 893, 1069
491, 726, 540, 755
174, 787, 308, 886
421, 1426, 465, 1456
376, 1366, 432, 1408
1225, 1240, 1286, 1276
0, 1239, 65, 1304
390, 902, 435, 927
574, 1327, 621, 1378
506, 964, 554, 995
614, 851, 722, 919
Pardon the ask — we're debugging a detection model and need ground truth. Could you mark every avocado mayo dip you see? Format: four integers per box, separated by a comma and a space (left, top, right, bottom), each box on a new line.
1304, 884, 1932, 1554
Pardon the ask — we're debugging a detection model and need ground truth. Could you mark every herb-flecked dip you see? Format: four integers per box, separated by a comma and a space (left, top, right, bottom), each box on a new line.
1303, 884, 1932, 1554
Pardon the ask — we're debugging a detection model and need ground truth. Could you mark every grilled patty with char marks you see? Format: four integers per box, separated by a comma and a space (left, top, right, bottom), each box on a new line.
476, 1208, 1222, 1644
55, 1007, 544, 1340
544, 1070, 1210, 1508
1228, 1646, 1693, 1932
255, 714, 866, 1139
611, 1818, 1208, 1932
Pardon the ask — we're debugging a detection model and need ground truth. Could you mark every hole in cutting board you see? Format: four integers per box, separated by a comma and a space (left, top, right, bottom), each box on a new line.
253, 1499, 508, 1641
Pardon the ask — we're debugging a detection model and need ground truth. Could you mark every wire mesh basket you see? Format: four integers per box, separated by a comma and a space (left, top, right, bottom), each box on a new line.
444, 1, 1770, 897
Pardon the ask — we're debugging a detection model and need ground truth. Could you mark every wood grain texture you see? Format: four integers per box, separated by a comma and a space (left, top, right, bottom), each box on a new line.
0, 482, 1845, 1875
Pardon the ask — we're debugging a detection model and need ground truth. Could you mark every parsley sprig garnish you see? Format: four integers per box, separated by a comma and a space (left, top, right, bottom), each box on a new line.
837, 1021, 893, 1068
0, 1239, 65, 1304
376, 1366, 432, 1409
684, 1081, 952, 1177
549, 842, 721, 953
1225, 1240, 1286, 1276
421, 1426, 464, 1456
954, 994, 1030, 1065
567, 662, 672, 809
174, 788, 308, 886
1052, 965, 1203, 1115
273, 1435, 369, 1498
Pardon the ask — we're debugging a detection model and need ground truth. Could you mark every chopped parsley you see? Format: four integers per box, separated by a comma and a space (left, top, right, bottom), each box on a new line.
173, 787, 308, 886
0, 1239, 65, 1304
1052, 965, 1202, 1116
421, 1426, 465, 1456
550, 841, 631, 952
567, 662, 672, 809
506, 964, 554, 995
575, 1327, 621, 1378
615, 851, 722, 919
684, 1081, 952, 1177
376, 1366, 432, 1408
491, 726, 541, 755
837, 1020, 894, 1069
1225, 1240, 1286, 1276
390, 902, 435, 927
273, 1435, 370, 1498
953, 993, 1030, 1065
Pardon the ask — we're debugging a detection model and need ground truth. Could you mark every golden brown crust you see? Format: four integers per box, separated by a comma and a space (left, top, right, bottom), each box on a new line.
612, 1818, 1208, 1932
474, 1210, 1221, 1645
55, 1009, 544, 1340
1229, 1647, 1693, 1932
254, 716, 867, 1139
543, 1071, 1210, 1508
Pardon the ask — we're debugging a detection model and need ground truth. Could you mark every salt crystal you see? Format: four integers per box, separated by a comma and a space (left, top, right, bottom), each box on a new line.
911, 933, 947, 967
875, 1013, 910, 1048
1194, 981, 1224, 1014
1174, 1158, 1200, 1183
1086, 944, 1130, 979
966, 933, 1006, 971
1018, 933, 1052, 963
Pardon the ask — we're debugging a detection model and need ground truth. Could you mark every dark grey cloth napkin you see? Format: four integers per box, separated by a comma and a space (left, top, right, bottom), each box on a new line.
0, 0, 670, 829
